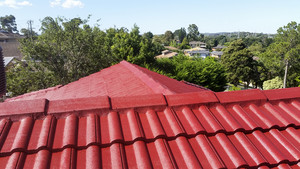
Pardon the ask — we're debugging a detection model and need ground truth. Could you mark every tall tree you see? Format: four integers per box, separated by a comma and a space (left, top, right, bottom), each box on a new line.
260, 21, 300, 87
20, 16, 115, 85
174, 28, 186, 43
163, 30, 174, 45
143, 31, 153, 40
0, 15, 18, 33
111, 25, 162, 66
221, 39, 259, 88
187, 24, 200, 41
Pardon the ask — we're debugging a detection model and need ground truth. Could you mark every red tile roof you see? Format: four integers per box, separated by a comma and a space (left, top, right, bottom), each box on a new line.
0, 61, 300, 168
7, 61, 208, 102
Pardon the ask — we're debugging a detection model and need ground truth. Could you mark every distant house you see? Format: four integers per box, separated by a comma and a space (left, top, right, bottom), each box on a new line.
0, 30, 23, 59
184, 47, 210, 58
189, 41, 206, 48
212, 45, 226, 51
155, 50, 178, 59
211, 51, 223, 58
164, 46, 179, 51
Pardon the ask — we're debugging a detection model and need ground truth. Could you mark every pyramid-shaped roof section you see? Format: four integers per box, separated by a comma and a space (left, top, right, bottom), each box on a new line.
7, 60, 208, 101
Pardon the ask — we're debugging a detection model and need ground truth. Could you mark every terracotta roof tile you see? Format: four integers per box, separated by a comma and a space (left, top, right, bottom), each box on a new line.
0, 90, 299, 168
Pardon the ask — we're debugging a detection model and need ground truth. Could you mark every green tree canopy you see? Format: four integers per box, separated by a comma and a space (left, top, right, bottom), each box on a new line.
12, 16, 163, 96
221, 39, 260, 88
263, 76, 283, 90
187, 24, 200, 41
174, 28, 187, 43
6, 61, 57, 97
20, 16, 114, 85
163, 30, 174, 45
0, 15, 18, 33
142, 31, 153, 40
260, 21, 300, 87
155, 54, 227, 91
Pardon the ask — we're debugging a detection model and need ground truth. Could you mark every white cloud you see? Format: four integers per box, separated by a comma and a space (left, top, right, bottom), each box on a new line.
0, 0, 32, 8
50, 0, 84, 8
50, 0, 61, 7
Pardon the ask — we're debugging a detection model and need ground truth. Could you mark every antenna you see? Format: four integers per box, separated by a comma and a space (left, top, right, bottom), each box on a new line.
27, 20, 34, 40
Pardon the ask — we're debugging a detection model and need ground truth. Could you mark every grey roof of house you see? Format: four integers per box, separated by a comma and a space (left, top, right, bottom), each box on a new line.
189, 50, 210, 54
0, 32, 22, 40
213, 45, 226, 49
211, 51, 223, 55
189, 41, 206, 45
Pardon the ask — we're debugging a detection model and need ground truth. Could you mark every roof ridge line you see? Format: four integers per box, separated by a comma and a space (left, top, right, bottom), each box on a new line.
120, 61, 175, 94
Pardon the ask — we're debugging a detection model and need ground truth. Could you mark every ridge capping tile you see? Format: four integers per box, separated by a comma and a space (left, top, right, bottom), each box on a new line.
0, 99, 47, 117
165, 91, 218, 106
263, 87, 300, 101
215, 89, 267, 104
48, 96, 110, 114
111, 94, 166, 109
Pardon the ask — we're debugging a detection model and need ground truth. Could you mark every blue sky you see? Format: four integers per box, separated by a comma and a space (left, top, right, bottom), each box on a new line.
1, 0, 300, 34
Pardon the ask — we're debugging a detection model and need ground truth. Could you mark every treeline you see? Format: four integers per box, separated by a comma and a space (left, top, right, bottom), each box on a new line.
151, 24, 274, 50
7, 16, 165, 95
2, 15, 300, 96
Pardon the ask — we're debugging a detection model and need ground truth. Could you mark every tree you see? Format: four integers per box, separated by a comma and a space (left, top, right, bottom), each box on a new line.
248, 42, 264, 56
163, 30, 174, 45
187, 24, 200, 41
263, 76, 283, 90
174, 28, 186, 43
143, 31, 153, 40
0, 15, 18, 33
179, 37, 189, 49
20, 16, 115, 85
155, 54, 227, 91
110, 25, 162, 66
6, 61, 57, 96
152, 35, 164, 44
221, 39, 259, 88
260, 21, 300, 87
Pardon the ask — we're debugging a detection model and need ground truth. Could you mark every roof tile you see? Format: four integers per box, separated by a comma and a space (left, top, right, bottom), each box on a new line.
27, 116, 55, 151
189, 134, 225, 168
165, 91, 218, 106
27, 150, 51, 169
215, 89, 267, 103
209, 103, 243, 132
0, 99, 47, 118
263, 87, 300, 101
168, 136, 203, 168
157, 107, 184, 137
174, 106, 205, 135
48, 96, 110, 114
228, 132, 267, 166
194, 105, 224, 133
137, 109, 165, 139
210, 133, 247, 168
111, 94, 166, 109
